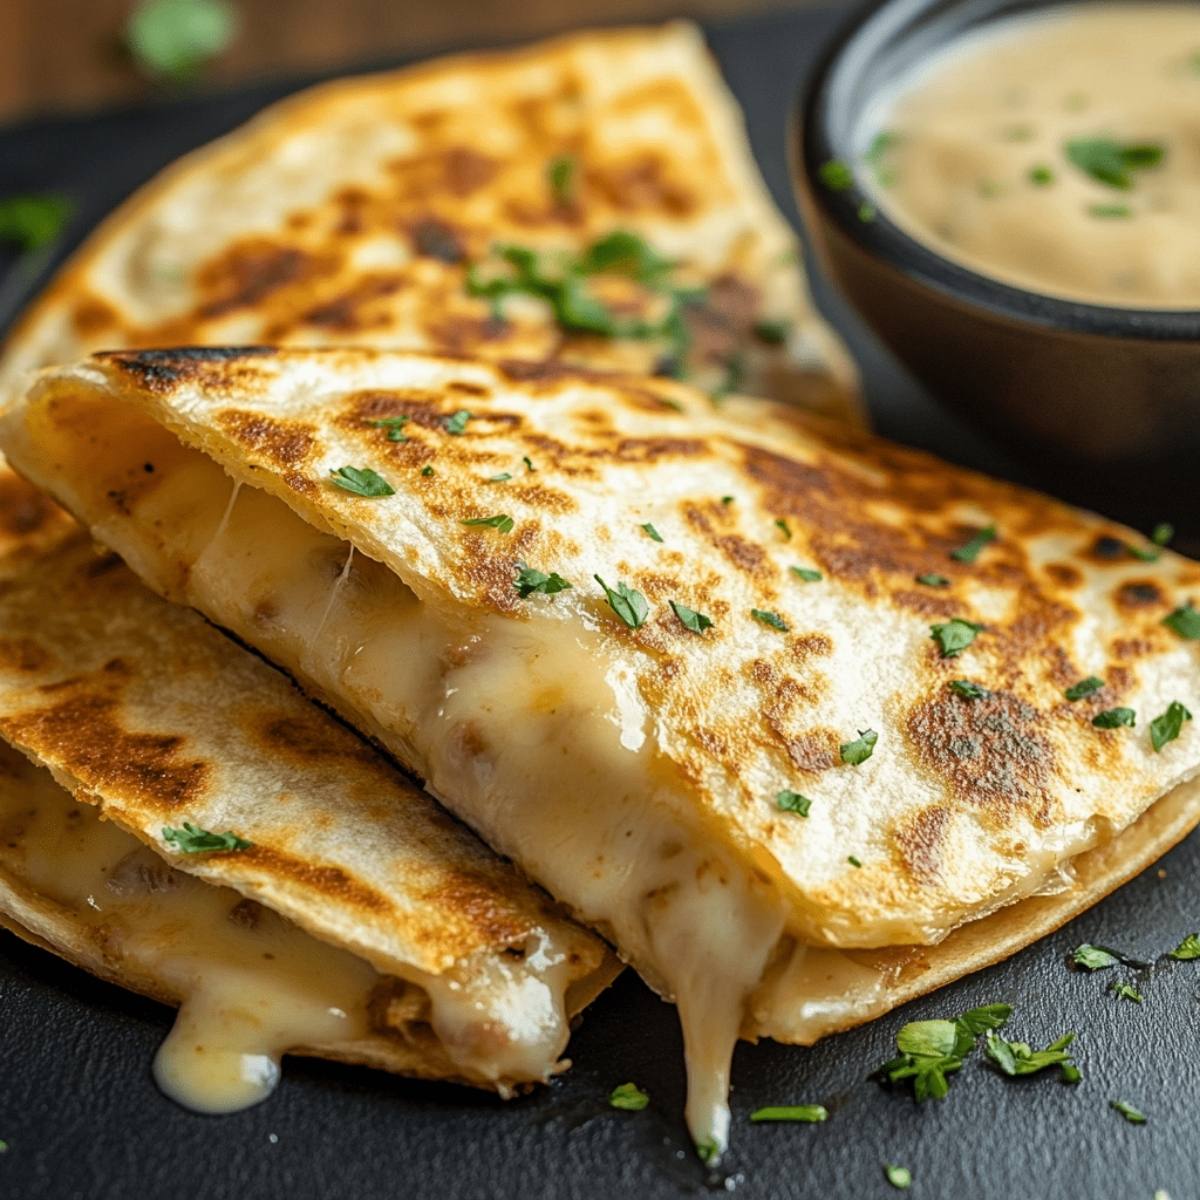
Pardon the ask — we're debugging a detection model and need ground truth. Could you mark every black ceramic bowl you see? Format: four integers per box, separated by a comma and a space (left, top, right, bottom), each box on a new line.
794, 0, 1200, 480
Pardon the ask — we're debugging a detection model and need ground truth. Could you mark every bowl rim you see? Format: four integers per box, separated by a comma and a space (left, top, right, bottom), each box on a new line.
794, 0, 1200, 342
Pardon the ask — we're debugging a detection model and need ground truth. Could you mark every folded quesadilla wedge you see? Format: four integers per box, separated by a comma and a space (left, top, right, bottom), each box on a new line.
0, 467, 616, 1111
0, 23, 855, 422
6, 347, 1200, 1154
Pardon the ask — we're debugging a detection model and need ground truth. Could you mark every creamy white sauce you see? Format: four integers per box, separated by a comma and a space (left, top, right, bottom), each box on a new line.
858, 3, 1200, 307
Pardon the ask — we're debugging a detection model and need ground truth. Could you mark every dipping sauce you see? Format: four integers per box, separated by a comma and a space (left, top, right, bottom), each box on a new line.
856, 4, 1200, 308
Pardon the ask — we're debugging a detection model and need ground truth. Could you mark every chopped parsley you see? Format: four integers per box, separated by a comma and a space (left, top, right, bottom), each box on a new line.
0, 193, 73, 252
750, 1104, 828, 1123
930, 618, 983, 658
1061, 1063, 1082, 1085
595, 575, 648, 629
443, 409, 471, 435
488, 472, 512, 483
125, 0, 236, 83
329, 465, 394, 497
858, 201, 877, 223
865, 130, 900, 187
753, 319, 791, 345
670, 600, 713, 635
420, 465, 434, 477
1065, 676, 1104, 701
1164, 602, 1200, 639
949, 523, 997, 564
1110, 1099, 1147, 1125
1029, 164, 1056, 186
791, 566, 822, 582
1065, 137, 1165, 189
818, 159, 855, 191
1150, 700, 1192, 751
523, 456, 535, 472
885, 1165, 912, 1190
162, 822, 251, 854
752, 608, 789, 632
695, 1138, 719, 1165
877, 1003, 1011, 1101
1152, 521, 1175, 546
1127, 522, 1173, 561
720, 495, 734, 505
985, 1030, 1077, 1077
1089, 203, 1132, 219
641, 522, 664, 543
950, 679, 989, 700
840, 729, 878, 766
1169, 933, 1200, 961
776, 790, 812, 817
1072, 943, 1120, 971
460, 513, 514, 533
547, 155, 577, 206
1110, 981, 1144, 1004
774, 518, 792, 541
514, 567, 572, 599
848, 855, 863, 868
369, 415, 409, 442
916, 572, 950, 587
1093, 707, 1136, 729
608, 1082, 649, 1111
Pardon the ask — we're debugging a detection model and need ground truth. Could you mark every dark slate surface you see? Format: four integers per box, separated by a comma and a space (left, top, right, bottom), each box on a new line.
0, 8, 1195, 1198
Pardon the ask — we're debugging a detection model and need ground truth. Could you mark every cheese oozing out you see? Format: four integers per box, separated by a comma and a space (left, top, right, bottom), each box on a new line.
0, 732, 583, 1109
16, 388, 1028, 1155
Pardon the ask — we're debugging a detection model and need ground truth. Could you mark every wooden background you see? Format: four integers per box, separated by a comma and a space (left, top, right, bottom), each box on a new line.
0, 0, 811, 124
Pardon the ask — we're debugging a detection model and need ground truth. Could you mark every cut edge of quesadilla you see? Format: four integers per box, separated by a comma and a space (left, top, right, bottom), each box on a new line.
0, 21, 858, 425
6, 348, 1200, 1156
0, 469, 619, 1111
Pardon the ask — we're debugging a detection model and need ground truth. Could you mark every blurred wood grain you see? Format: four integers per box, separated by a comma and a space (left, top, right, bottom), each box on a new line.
0, 0, 805, 124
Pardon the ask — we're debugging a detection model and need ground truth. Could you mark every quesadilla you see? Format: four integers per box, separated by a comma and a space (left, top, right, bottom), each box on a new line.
0, 23, 855, 421
0, 467, 616, 1111
6, 346, 1200, 1155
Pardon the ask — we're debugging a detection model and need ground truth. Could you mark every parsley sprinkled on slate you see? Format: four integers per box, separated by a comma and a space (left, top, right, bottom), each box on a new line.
885, 1165, 912, 1190
1089, 203, 1132, 219
1093, 707, 1136, 729
547, 155, 577, 206
608, 1082, 649, 1111
774, 518, 792, 541
1150, 701, 1192, 751
461, 513, 514, 533
1110, 1099, 1147, 1125
329, 466, 394, 497
0, 1139, 7, 1152
523, 456, 535, 472
750, 1105, 828, 1123
950, 679, 989, 700
1164, 602, 1200, 639
818, 159, 855, 191
1029, 164, 1056, 186
695, 1138, 719, 1165
595, 576, 648, 629
670, 600, 713, 634
848, 855, 863, 868
1170, 933, 1200, 960
1065, 676, 1105, 701
0, 194, 73, 252
514, 567, 572, 599
985, 1030, 1077, 1077
776, 790, 812, 816
791, 566, 822, 582
444, 409, 471, 435
1061, 1063, 1082, 1084
369, 415, 409, 442
488, 472, 513, 483
950, 523, 997, 563
1066, 137, 1165, 189
753, 319, 791, 345
641, 522, 664, 543
877, 1003, 1011, 1101
930, 618, 983, 657
1111, 981, 1144, 1003
1152, 521, 1175, 546
840, 729, 878, 766
420, 465, 434, 476
162, 823, 251, 854
1072, 944, 1120, 971
858, 201, 877, 223
752, 609, 789, 632
916, 572, 950, 587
